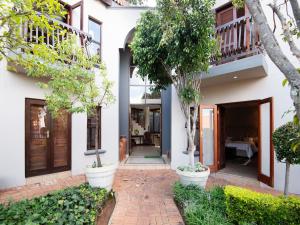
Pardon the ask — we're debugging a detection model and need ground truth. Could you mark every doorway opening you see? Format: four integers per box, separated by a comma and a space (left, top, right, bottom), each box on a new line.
128, 105, 162, 163
218, 102, 259, 179
198, 98, 274, 187
127, 66, 164, 164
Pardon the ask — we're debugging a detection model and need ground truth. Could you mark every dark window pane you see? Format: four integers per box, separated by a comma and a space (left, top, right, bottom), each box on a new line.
87, 107, 101, 150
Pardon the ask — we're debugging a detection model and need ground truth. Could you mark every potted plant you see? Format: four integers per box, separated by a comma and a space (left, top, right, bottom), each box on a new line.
85, 73, 117, 190
130, 0, 217, 187
272, 122, 300, 195
176, 162, 210, 187
22, 35, 116, 190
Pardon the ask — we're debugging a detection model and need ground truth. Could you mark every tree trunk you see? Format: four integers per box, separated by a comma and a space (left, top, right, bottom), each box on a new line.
289, 0, 300, 31
94, 108, 102, 167
186, 105, 199, 167
245, 0, 300, 121
284, 161, 290, 196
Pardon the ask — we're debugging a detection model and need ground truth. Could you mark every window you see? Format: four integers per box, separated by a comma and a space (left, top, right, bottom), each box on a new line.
129, 66, 161, 105
88, 17, 102, 57
87, 107, 101, 150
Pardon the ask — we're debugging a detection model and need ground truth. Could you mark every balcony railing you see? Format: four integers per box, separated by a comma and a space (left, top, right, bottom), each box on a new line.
211, 15, 262, 65
21, 13, 92, 56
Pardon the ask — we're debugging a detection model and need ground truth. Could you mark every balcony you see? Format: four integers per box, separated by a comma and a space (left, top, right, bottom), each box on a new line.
211, 15, 261, 65
20, 13, 92, 56
203, 15, 267, 87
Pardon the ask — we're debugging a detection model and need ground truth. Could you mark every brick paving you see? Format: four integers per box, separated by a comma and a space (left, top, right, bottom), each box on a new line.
0, 174, 86, 204
110, 169, 184, 225
0, 167, 286, 225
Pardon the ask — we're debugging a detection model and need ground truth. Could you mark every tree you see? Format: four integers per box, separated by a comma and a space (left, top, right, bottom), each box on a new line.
272, 122, 300, 195
21, 35, 115, 167
1, 0, 115, 167
130, 0, 217, 167
232, 0, 300, 122
0, 0, 65, 61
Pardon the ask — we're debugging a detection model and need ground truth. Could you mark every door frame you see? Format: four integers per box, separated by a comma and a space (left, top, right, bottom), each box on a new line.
214, 98, 274, 187
199, 105, 218, 172
25, 98, 71, 177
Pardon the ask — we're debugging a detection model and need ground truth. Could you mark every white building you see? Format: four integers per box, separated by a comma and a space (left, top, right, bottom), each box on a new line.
0, 0, 299, 194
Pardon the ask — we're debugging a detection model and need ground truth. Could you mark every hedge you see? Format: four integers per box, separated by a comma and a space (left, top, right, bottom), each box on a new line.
0, 184, 109, 225
224, 185, 300, 225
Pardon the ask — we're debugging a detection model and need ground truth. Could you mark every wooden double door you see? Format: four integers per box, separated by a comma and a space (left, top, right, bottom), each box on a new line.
198, 98, 274, 187
25, 99, 71, 177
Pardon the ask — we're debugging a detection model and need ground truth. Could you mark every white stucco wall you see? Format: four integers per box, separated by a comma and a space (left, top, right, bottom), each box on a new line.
171, 0, 300, 194
0, 1, 147, 188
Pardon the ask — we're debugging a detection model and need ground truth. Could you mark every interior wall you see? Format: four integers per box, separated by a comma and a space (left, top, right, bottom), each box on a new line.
224, 106, 258, 140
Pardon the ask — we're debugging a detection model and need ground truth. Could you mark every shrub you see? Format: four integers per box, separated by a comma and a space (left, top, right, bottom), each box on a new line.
224, 185, 300, 225
0, 184, 109, 225
173, 182, 231, 225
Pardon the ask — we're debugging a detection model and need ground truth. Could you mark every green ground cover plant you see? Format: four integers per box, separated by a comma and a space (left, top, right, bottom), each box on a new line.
0, 184, 110, 225
173, 182, 231, 225
173, 183, 300, 225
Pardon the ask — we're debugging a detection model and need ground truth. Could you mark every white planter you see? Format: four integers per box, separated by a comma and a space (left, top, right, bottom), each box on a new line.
85, 164, 118, 191
176, 167, 210, 188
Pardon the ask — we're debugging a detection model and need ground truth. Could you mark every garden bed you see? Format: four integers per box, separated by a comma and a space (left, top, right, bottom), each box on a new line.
0, 183, 116, 225
173, 182, 300, 225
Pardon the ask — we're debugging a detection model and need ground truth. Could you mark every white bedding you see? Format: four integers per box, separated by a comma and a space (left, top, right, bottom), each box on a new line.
225, 141, 258, 159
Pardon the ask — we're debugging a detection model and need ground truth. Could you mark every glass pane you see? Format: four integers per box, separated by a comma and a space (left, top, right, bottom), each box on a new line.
202, 108, 215, 166
130, 68, 146, 85
89, 42, 101, 56
260, 102, 270, 176
145, 87, 161, 99
87, 109, 101, 150
88, 19, 101, 42
30, 105, 48, 171
72, 6, 81, 30
130, 86, 146, 104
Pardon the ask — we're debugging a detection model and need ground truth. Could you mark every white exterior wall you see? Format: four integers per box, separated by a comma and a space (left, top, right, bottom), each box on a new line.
171, 0, 300, 194
0, 1, 146, 188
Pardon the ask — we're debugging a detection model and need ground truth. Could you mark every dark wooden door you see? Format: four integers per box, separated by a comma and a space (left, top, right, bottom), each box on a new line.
25, 99, 71, 177
51, 110, 71, 172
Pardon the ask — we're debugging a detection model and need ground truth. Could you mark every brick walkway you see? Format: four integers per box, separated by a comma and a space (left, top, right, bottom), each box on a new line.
0, 168, 285, 225
0, 174, 86, 204
110, 169, 184, 225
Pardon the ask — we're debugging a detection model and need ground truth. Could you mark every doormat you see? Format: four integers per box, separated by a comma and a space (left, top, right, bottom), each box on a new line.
144, 156, 161, 158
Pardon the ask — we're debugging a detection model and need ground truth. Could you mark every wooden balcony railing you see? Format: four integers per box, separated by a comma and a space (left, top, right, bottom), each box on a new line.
211, 15, 262, 65
21, 13, 92, 56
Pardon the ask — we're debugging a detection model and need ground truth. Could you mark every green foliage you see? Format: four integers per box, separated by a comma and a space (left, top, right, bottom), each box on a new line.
20, 35, 115, 118
0, 184, 110, 225
130, 0, 217, 91
131, 0, 217, 166
272, 122, 300, 164
224, 185, 300, 225
232, 0, 245, 9
0, 0, 65, 60
173, 182, 230, 225
177, 162, 207, 172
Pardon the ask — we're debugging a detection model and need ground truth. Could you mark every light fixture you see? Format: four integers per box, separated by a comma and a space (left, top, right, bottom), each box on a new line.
233, 76, 238, 79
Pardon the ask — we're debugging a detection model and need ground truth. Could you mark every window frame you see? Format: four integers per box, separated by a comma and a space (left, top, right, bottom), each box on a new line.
87, 106, 101, 150
88, 16, 102, 57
